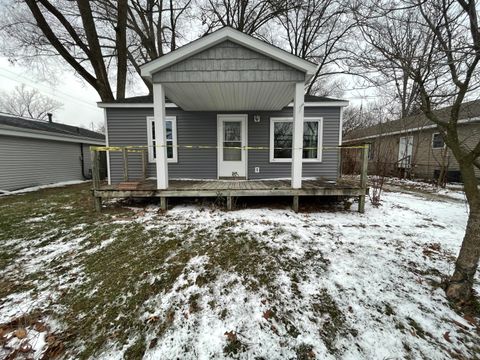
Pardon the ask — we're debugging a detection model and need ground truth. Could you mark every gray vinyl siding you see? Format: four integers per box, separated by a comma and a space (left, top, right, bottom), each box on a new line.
106, 107, 341, 183
81, 143, 93, 177
106, 108, 217, 182
248, 107, 340, 180
153, 40, 305, 83
0, 135, 92, 191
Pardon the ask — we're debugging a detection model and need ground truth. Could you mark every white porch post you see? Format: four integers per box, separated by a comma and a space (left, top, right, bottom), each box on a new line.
153, 83, 169, 189
291, 82, 304, 189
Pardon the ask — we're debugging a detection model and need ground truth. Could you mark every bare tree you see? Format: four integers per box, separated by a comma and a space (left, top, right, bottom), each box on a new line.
342, 99, 396, 137
197, 0, 286, 35
275, 0, 353, 94
348, 3, 424, 119
353, 0, 480, 304
0, 0, 192, 100
0, 84, 63, 120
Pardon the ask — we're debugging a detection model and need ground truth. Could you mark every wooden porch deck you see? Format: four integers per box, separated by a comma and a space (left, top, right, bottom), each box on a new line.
93, 179, 367, 212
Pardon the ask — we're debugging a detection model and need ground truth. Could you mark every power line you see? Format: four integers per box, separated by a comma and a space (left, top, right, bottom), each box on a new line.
0, 68, 99, 110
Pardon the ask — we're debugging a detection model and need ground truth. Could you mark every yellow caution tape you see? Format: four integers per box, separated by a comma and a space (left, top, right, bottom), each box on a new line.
90, 144, 368, 152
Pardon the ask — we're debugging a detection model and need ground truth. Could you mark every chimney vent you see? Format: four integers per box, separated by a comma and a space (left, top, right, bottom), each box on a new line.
47, 113, 53, 123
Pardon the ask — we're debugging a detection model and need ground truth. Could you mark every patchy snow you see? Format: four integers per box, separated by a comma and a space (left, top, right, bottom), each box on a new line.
382, 176, 469, 201
25, 214, 55, 223
139, 191, 478, 359
0, 180, 89, 196
1, 181, 479, 359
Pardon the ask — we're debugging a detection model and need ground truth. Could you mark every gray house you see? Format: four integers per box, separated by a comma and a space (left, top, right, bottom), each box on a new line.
0, 113, 105, 192
95, 27, 362, 211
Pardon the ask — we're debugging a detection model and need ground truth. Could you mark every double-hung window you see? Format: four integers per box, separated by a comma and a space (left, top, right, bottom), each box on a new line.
432, 133, 445, 149
146, 116, 178, 163
269, 117, 323, 162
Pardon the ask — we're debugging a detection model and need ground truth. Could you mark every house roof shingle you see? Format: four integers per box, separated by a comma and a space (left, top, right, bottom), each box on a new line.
0, 114, 105, 141
344, 100, 480, 142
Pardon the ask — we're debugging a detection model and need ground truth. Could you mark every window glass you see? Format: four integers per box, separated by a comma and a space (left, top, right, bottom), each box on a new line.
223, 121, 242, 161
273, 121, 293, 159
272, 120, 320, 160
166, 121, 173, 158
303, 121, 319, 159
432, 133, 444, 149
151, 119, 174, 159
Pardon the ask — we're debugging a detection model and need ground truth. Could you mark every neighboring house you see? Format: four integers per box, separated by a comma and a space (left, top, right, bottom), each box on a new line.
0, 113, 105, 192
343, 100, 480, 182
97, 27, 349, 188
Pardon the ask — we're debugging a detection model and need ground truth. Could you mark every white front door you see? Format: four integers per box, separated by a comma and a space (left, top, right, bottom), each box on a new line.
217, 115, 248, 178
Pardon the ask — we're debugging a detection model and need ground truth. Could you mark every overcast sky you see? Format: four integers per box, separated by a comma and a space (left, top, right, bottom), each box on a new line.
0, 54, 373, 130
0, 57, 105, 129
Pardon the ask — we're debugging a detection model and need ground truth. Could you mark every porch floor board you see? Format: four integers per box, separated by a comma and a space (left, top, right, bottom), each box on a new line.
94, 179, 366, 199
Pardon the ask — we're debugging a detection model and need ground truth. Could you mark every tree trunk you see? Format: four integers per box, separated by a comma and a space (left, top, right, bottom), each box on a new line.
115, 0, 128, 100
76, 0, 114, 101
446, 161, 480, 303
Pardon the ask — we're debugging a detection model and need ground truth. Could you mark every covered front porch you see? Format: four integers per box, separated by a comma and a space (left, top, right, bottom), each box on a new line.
141, 27, 317, 192
93, 28, 368, 213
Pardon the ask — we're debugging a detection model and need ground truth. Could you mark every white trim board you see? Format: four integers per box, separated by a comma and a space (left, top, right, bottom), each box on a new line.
103, 108, 112, 185
146, 116, 178, 163
0, 126, 105, 145
338, 107, 344, 146
217, 114, 248, 179
97, 102, 177, 108
140, 27, 317, 79
97, 101, 348, 109
287, 101, 349, 108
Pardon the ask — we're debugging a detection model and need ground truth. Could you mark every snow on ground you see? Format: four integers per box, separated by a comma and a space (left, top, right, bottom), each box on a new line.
0, 180, 89, 196
139, 192, 477, 360
382, 177, 469, 201
0, 183, 479, 359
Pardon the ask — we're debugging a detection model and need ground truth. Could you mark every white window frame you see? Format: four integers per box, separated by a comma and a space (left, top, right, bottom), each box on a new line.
146, 116, 178, 163
431, 132, 446, 149
269, 117, 323, 163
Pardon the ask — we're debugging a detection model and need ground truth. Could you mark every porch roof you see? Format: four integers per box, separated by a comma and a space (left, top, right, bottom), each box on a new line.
141, 27, 317, 80
139, 27, 319, 111
97, 94, 349, 109
97, 94, 348, 108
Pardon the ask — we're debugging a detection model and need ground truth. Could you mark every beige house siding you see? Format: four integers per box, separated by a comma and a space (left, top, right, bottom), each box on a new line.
344, 123, 480, 181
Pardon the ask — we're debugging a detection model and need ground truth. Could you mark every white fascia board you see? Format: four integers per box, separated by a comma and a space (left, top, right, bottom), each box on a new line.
98, 101, 348, 109
140, 27, 317, 78
0, 126, 105, 145
286, 101, 349, 107
97, 102, 176, 108
343, 116, 480, 143
103, 108, 112, 185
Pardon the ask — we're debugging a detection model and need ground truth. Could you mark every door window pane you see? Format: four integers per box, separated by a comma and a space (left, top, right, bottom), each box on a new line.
223, 142, 241, 160
224, 122, 241, 141
223, 121, 241, 161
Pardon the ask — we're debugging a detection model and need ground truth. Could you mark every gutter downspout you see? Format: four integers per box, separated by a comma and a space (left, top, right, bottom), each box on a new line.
80, 143, 91, 180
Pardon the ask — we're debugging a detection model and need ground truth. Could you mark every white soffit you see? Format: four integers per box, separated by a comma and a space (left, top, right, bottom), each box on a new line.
163, 82, 296, 111
140, 27, 317, 79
